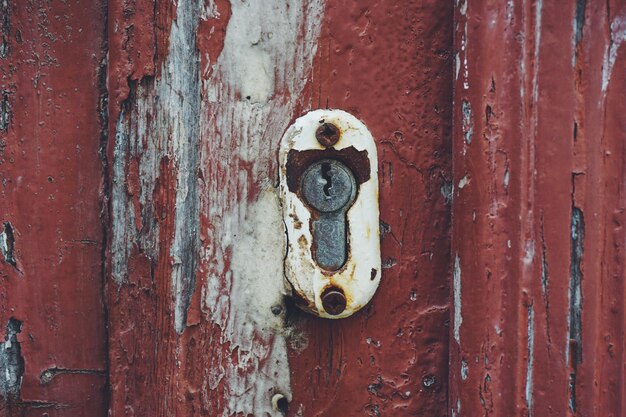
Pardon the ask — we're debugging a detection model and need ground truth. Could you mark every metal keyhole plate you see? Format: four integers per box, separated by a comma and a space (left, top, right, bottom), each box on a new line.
279, 109, 381, 319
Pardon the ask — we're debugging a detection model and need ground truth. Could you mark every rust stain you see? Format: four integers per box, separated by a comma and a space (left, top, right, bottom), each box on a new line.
285, 146, 371, 194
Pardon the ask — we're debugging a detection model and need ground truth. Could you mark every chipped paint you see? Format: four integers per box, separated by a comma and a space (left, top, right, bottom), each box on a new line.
602, 12, 626, 92
0, 92, 9, 133
572, 0, 586, 66
461, 99, 473, 144
525, 305, 535, 417
0, 221, 15, 267
0, 319, 23, 399
459, 0, 468, 16
0, 0, 9, 59
166, 1, 203, 334
441, 179, 453, 205
453, 254, 462, 344
567, 207, 584, 368
458, 175, 469, 189
108, 0, 325, 415
460, 359, 468, 380
532, 0, 543, 106
210, 187, 292, 414
523, 240, 535, 264
279, 110, 381, 319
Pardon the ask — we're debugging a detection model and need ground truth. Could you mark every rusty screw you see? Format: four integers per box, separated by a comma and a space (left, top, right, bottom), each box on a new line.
321, 286, 347, 315
315, 122, 340, 147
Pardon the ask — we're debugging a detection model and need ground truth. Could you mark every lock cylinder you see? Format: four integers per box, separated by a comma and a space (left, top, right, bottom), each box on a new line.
300, 159, 357, 271
279, 110, 381, 319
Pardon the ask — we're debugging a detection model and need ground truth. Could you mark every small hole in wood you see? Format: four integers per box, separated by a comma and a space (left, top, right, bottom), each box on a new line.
271, 393, 289, 414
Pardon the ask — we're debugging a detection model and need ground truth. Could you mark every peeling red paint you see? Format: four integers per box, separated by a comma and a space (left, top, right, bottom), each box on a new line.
0, 0, 108, 415
451, 1, 626, 416
197, 0, 232, 80
125, 156, 143, 232
106, 0, 175, 135
106, 144, 181, 415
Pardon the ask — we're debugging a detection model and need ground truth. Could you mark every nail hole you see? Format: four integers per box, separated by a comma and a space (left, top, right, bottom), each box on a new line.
422, 374, 436, 389
271, 393, 289, 414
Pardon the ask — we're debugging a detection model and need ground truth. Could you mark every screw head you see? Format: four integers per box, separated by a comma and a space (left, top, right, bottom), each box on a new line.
316, 122, 340, 147
321, 287, 347, 315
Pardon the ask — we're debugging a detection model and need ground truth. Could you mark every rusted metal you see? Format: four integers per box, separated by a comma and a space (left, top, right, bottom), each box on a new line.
321, 287, 347, 315
315, 122, 340, 147
451, 1, 626, 417
280, 110, 381, 319
285, 147, 371, 193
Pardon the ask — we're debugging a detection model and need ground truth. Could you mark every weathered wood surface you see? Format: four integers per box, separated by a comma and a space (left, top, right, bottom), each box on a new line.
106, 0, 452, 416
0, 1, 108, 416
451, 1, 626, 416
2, 0, 624, 416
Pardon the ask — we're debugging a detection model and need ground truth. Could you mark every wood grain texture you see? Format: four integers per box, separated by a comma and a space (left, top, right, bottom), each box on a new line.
107, 0, 325, 415
0, 1, 108, 416
451, 0, 626, 416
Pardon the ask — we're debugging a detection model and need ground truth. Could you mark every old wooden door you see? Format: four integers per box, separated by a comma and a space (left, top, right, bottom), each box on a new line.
0, 0, 624, 416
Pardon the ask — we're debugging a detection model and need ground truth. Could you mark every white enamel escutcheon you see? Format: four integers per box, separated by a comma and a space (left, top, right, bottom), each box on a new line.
279, 109, 381, 319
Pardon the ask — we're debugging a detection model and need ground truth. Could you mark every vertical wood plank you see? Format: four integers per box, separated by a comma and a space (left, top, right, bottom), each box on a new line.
451, 0, 626, 416
107, 0, 326, 415
288, 1, 453, 415
0, 1, 108, 416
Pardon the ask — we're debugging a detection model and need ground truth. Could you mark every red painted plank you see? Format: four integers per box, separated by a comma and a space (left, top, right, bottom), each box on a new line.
287, 1, 453, 415
0, 1, 107, 416
451, 1, 626, 416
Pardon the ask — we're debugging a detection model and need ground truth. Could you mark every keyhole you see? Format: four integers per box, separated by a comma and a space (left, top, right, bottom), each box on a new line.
301, 159, 355, 213
322, 162, 332, 197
